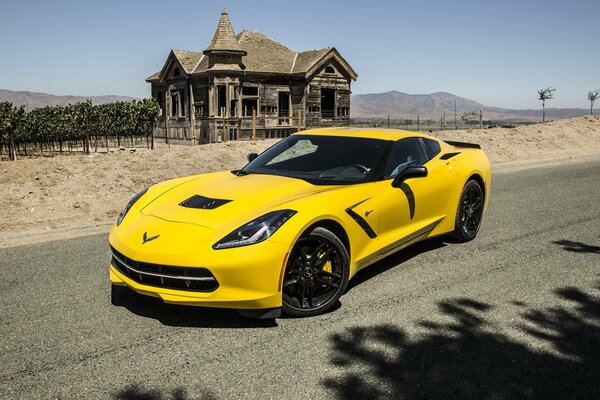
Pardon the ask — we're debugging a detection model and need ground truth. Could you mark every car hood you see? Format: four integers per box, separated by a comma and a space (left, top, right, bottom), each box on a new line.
140, 171, 335, 229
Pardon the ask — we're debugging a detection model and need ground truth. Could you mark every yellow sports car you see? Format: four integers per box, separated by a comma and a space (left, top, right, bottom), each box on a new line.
109, 128, 491, 318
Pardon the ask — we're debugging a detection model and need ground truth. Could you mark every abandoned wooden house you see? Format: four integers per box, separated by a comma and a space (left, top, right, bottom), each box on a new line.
146, 8, 357, 143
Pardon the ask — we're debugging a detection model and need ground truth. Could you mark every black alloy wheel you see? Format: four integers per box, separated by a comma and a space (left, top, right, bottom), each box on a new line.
282, 227, 349, 317
450, 180, 484, 242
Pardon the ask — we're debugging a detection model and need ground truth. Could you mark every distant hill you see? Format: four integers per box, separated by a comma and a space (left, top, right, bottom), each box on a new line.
0, 89, 137, 109
351, 91, 591, 121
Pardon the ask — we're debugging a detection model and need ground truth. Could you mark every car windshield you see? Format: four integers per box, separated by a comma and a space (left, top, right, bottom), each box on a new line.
241, 135, 388, 185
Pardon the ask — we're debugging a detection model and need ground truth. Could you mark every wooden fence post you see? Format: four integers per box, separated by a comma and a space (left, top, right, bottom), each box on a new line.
252, 109, 256, 143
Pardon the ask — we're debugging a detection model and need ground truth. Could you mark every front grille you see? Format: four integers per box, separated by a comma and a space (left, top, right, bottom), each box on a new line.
111, 247, 219, 292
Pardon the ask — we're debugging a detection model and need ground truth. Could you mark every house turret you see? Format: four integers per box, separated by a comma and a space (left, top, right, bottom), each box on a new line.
203, 8, 246, 71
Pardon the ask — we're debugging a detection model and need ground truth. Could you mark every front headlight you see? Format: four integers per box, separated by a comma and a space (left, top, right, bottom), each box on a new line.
116, 188, 148, 226
213, 210, 297, 249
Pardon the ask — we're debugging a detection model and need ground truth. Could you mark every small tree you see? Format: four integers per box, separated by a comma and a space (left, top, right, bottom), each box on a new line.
588, 89, 600, 116
538, 87, 556, 123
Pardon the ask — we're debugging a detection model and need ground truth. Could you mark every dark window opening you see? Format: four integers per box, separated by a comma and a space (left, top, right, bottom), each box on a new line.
171, 91, 178, 117
324, 66, 335, 74
229, 128, 238, 141
278, 92, 290, 126
179, 89, 186, 117
321, 89, 336, 118
242, 86, 258, 96
174, 68, 181, 77
336, 107, 350, 117
261, 106, 276, 115
308, 106, 320, 113
157, 91, 163, 116
217, 85, 227, 116
242, 99, 257, 117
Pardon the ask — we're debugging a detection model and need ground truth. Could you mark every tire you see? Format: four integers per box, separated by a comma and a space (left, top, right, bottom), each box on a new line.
449, 180, 484, 242
282, 227, 350, 317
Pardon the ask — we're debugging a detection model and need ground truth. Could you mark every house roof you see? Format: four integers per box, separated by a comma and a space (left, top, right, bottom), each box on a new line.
172, 50, 204, 74
292, 48, 331, 74
147, 10, 357, 81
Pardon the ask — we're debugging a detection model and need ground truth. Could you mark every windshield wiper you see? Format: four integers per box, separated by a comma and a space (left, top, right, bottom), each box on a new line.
235, 169, 252, 176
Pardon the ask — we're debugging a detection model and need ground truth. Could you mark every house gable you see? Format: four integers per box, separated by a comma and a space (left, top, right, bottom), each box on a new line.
304, 48, 358, 82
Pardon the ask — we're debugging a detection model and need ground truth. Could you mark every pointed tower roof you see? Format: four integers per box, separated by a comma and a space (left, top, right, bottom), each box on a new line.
204, 8, 246, 55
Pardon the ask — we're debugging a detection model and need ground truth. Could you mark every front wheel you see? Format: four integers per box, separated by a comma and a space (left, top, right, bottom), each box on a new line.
449, 180, 484, 242
282, 227, 349, 317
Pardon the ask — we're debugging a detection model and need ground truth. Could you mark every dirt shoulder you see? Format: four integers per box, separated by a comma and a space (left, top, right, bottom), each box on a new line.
2, 116, 599, 248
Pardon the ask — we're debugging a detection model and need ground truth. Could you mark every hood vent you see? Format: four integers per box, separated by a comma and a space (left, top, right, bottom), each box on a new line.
179, 195, 232, 210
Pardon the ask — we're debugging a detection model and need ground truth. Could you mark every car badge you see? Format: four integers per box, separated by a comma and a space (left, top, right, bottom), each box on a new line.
142, 232, 160, 245
364, 209, 374, 217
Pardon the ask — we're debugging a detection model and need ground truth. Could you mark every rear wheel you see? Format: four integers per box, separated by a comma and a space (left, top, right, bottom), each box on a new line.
449, 180, 484, 242
282, 227, 349, 317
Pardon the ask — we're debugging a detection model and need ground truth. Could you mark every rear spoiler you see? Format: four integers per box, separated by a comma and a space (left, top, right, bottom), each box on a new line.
444, 140, 481, 149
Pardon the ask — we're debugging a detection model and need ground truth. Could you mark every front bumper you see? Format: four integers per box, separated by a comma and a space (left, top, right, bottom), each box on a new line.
108, 218, 291, 310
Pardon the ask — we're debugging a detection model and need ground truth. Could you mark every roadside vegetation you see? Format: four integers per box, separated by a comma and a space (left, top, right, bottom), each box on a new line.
0, 99, 158, 161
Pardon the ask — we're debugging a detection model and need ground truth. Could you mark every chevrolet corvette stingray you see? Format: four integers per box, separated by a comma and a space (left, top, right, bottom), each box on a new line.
109, 128, 491, 318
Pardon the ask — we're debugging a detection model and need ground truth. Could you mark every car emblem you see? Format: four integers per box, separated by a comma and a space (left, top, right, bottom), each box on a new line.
142, 232, 160, 244
364, 209, 374, 217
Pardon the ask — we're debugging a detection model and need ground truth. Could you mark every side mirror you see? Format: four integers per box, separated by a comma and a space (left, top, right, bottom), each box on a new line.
247, 152, 258, 162
391, 166, 428, 188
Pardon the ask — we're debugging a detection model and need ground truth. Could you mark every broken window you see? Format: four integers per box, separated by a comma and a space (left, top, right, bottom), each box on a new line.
242, 99, 257, 117
157, 91, 163, 116
174, 68, 181, 77
171, 90, 178, 117
278, 92, 290, 126
179, 89, 186, 117
337, 107, 350, 116
321, 89, 336, 118
324, 66, 335, 74
242, 86, 258, 96
217, 85, 227, 116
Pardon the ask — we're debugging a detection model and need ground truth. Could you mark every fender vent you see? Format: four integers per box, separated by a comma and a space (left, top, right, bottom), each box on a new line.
440, 152, 461, 160
179, 195, 231, 209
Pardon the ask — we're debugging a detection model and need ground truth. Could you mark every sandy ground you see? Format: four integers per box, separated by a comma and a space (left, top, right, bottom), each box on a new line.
1, 115, 599, 248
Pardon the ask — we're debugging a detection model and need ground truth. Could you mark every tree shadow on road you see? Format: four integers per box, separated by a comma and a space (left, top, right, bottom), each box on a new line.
553, 239, 600, 254
110, 285, 277, 329
323, 283, 600, 399
346, 238, 447, 292
112, 384, 216, 400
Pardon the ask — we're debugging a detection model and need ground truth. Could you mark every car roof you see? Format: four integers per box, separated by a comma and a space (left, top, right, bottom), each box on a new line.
295, 127, 436, 141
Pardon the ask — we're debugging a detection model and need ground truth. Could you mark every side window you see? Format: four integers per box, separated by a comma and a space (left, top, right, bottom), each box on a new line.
384, 138, 428, 179
422, 138, 441, 159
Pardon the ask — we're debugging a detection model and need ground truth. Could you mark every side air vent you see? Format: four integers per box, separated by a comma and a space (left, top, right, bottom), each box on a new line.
440, 152, 461, 160
179, 195, 232, 209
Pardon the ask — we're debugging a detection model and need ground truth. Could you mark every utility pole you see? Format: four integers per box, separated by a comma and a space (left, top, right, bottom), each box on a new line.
417, 114, 420, 131
454, 100, 457, 130
387, 115, 390, 129
479, 108, 483, 129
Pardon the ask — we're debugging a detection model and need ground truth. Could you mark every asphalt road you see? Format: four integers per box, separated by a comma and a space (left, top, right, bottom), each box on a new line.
1, 158, 599, 400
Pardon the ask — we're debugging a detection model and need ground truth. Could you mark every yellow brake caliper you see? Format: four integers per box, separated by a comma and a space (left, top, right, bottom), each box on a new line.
318, 250, 333, 285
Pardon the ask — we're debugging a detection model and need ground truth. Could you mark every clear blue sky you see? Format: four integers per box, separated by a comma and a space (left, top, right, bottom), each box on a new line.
1, 0, 598, 109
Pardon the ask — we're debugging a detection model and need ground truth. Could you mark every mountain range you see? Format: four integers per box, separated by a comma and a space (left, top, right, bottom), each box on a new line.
351, 91, 591, 121
0, 88, 591, 122
0, 89, 136, 109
